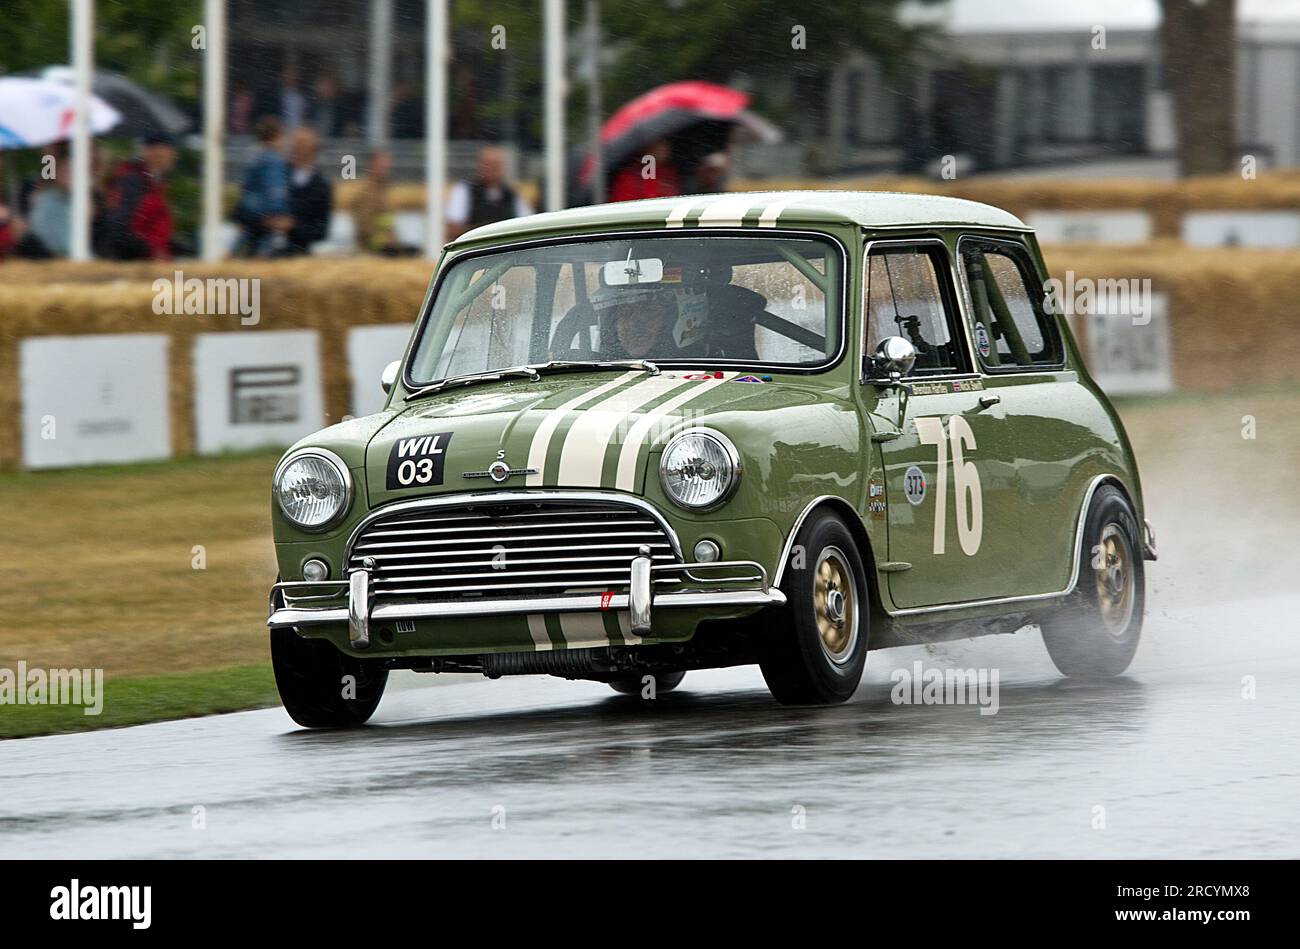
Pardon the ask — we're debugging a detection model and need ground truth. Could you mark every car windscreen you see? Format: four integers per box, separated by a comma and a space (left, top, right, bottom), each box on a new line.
405, 234, 843, 384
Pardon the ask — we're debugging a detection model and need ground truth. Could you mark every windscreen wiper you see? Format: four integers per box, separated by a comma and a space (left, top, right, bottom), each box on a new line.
531, 359, 660, 377
405, 366, 542, 400
405, 360, 658, 401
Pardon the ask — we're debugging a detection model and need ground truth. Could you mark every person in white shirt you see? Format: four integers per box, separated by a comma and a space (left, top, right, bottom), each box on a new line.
445, 146, 533, 239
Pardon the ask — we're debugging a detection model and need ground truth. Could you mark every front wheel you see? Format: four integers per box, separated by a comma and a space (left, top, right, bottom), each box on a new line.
1040, 484, 1145, 677
271, 627, 389, 728
759, 510, 869, 704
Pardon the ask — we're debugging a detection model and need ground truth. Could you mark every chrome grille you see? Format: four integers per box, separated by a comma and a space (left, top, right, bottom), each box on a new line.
348, 499, 680, 601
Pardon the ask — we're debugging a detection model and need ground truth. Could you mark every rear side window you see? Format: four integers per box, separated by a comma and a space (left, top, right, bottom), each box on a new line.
864, 245, 965, 375
959, 239, 1063, 370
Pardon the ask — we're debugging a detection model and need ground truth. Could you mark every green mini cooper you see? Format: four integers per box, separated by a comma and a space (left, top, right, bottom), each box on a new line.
268, 191, 1156, 727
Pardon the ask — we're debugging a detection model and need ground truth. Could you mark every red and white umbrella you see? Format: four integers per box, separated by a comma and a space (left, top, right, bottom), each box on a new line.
0, 77, 120, 150
574, 81, 783, 201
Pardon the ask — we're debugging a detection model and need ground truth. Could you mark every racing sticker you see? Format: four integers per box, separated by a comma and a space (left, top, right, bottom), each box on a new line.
673, 287, 709, 348
386, 431, 453, 489
974, 322, 992, 359
868, 479, 887, 519
903, 465, 927, 506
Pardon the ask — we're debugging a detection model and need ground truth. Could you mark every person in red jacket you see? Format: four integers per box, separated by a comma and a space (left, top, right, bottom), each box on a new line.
0, 200, 21, 261
608, 138, 681, 202
98, 134, 177, 260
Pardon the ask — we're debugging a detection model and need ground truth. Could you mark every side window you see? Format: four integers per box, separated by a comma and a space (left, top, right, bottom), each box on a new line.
865, 246, 964, 375
960, 240, 1063, 370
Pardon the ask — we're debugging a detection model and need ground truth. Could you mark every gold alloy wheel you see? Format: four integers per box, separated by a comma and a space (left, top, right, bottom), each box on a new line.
814, 546, 858, 664
1094, 523, 1135, 636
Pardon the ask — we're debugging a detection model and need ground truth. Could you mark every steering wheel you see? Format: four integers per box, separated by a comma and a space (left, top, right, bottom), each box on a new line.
548, 302, 601, 359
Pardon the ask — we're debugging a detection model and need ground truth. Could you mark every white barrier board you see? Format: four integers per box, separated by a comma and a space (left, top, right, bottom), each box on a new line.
1085, 291, 1174, 395
346, 325, 413, 418
193, 330, 326, 454
1027, 210, 1152, 244
20, 334, 171, 469
1182, 211, 1300, 248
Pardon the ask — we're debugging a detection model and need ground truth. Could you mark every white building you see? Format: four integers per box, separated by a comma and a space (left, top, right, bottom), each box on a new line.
792, 17, 1300, 176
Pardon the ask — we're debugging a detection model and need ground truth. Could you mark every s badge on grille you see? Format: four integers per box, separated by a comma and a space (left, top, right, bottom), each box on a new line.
464, 459, 538, 483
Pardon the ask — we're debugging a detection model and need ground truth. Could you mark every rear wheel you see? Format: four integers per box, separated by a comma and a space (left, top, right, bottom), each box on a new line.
1040, 484, 1145, 677
759, 510, 868, 704
608, 670, 685, 697
271, 626, 389, 728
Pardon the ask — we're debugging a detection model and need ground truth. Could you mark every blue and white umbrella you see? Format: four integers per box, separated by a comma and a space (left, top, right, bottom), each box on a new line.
25, 66, 191, 139
0, 77, 120, 150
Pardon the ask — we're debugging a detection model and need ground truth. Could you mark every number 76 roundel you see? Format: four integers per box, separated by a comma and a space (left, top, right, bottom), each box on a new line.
913, 416, 983, 556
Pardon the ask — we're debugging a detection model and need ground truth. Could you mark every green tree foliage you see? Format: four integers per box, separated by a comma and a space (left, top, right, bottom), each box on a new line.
600, 0, 933, 113
448, 0, 931, 148
0, 0, 202, 107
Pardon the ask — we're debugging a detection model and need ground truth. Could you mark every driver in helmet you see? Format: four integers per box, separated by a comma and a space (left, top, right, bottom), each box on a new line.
595, 286, 700, 360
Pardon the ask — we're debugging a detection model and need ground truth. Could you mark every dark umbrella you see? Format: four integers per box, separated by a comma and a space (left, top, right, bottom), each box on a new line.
23, 66, 192, 139
571, 81, 782, 205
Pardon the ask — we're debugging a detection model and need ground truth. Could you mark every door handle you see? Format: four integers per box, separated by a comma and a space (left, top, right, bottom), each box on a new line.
978, 394, 1001, 410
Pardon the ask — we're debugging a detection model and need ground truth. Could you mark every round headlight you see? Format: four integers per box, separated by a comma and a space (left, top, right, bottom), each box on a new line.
274, 449, 352, 531
659, 430, 740, 511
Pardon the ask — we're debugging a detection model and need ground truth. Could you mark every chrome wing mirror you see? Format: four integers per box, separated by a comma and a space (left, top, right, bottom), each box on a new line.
380, 360, 401, 394
866, 336, 917, 387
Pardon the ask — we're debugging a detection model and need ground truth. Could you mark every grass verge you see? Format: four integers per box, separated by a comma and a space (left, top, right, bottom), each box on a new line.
0, 662, 279, 740
5, 385, 1297, 738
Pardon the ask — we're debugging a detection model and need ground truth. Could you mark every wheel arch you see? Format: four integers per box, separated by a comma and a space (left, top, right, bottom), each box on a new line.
1070, 472, 1155, 584
772, 495, 889, 625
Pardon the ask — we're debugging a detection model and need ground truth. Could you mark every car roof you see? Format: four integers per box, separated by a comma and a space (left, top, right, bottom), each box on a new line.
453, 190, 1030, 246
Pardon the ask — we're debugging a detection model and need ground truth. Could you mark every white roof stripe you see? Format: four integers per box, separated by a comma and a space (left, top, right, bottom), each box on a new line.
664, 198, 704, 228
695, 195, 759, 228
757, 196, 800, 227
458, 191, 1030, 245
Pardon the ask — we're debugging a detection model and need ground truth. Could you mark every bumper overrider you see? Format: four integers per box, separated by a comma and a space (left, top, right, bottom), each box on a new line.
267, 491, 786, 650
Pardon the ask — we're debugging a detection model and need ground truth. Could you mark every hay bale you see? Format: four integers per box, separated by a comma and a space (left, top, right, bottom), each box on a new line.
0, 260, 433, 467
730, 170, 1300, 238
1040, 244, 1300, 392
3, 246, 1298, 468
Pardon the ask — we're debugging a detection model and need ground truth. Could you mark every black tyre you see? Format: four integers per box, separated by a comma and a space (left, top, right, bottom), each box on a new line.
760, 510, 869, 704
1040, 484, 1145, 677
608, 670, 685, 696
271, 626, 389, 728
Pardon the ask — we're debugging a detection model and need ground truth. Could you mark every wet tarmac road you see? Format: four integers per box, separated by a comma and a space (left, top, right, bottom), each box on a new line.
2, 593, 1297, 858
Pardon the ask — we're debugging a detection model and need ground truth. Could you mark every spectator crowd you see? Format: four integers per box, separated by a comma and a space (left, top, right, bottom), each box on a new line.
1, 63, 735, 264
1, 135, 183, 262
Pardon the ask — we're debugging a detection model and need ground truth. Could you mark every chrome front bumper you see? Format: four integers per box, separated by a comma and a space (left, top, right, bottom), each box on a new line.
1142, 518, 1158, 561
268, 556, 785, 649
